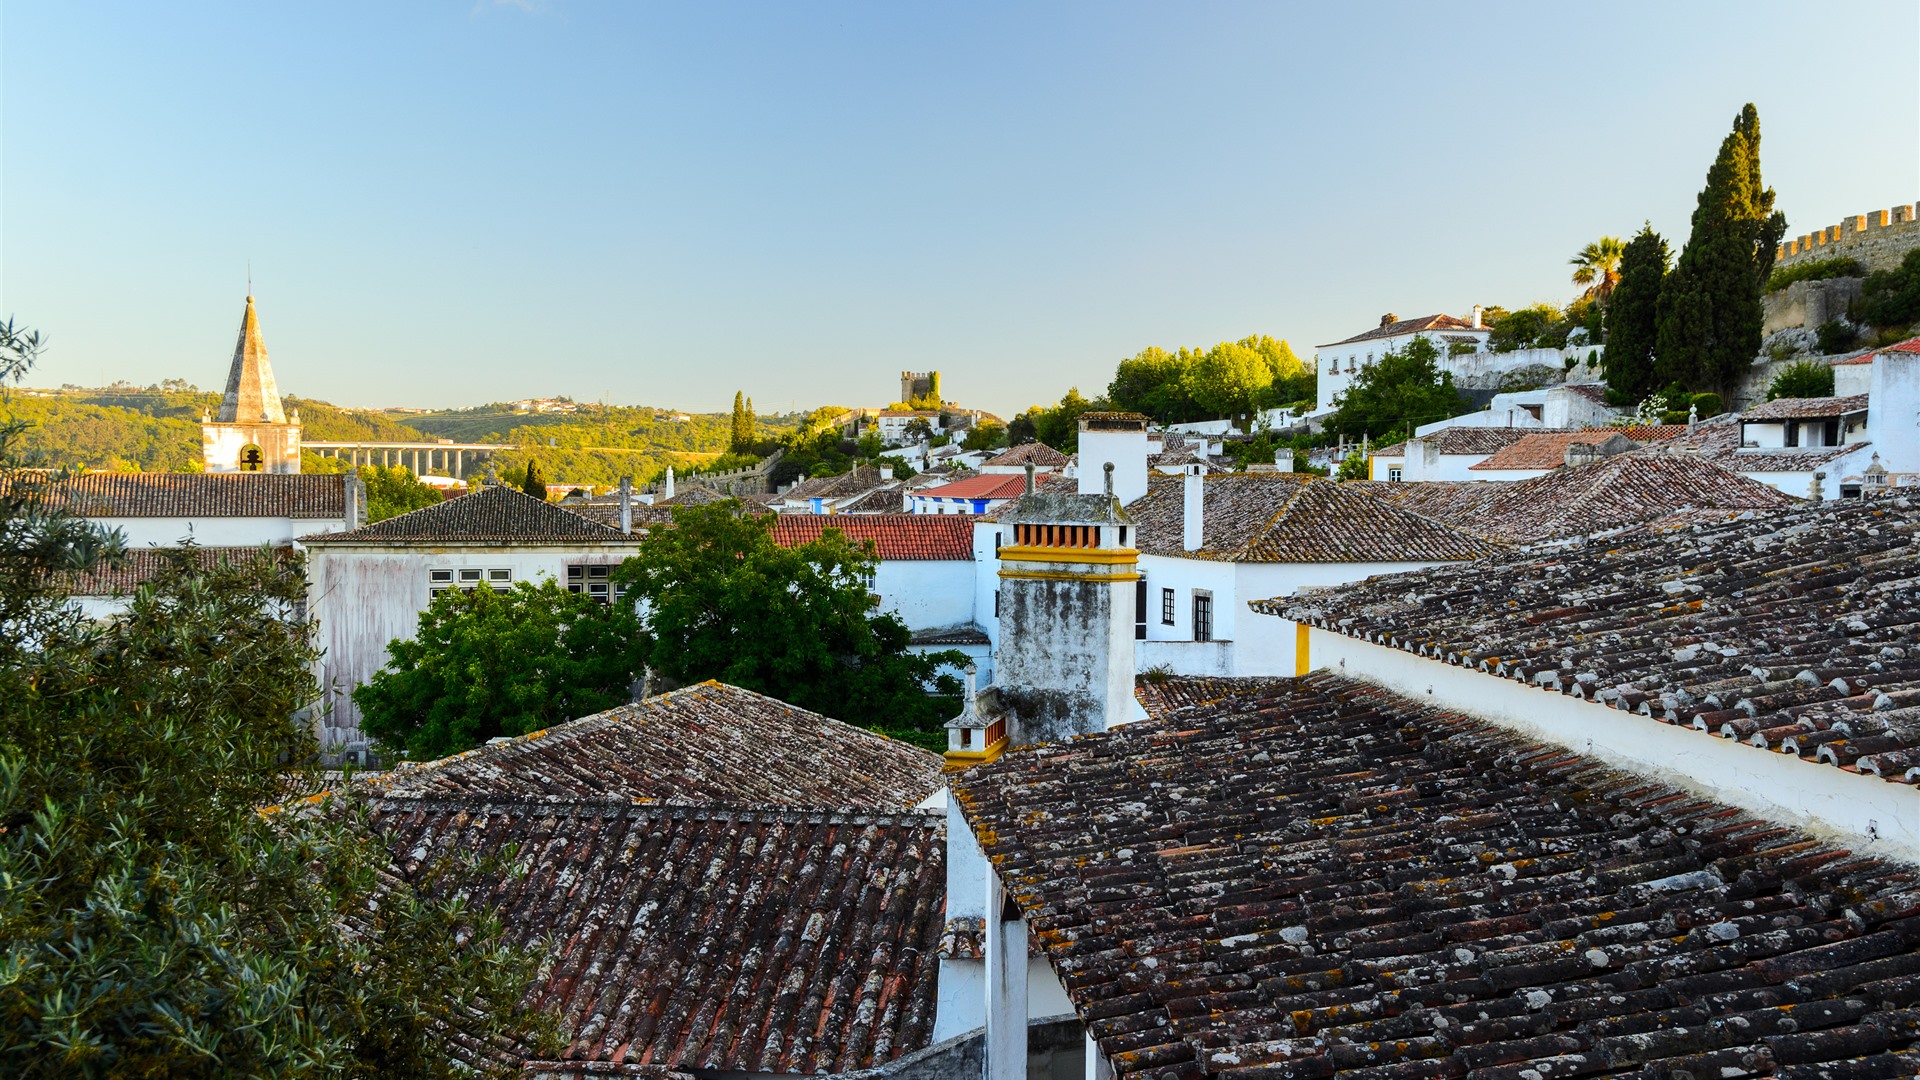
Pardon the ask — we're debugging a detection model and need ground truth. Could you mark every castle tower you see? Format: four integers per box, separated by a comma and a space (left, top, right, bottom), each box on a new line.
990, 464, 1139, 745
202, 294, 301, 473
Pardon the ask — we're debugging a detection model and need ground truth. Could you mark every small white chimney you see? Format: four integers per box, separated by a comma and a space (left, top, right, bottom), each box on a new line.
1024, 462, 1036, 495
662, 466, 676, 500
1182, 464, 1204, 552
1273, 448, 1293, 473
879, 464, 894, 481
1471, 304, 1484, 329
618, 476, 633, 534
343, 466, 363, 529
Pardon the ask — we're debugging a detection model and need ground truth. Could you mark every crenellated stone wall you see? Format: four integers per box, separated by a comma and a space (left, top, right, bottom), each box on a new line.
1775, 203, 1920, 274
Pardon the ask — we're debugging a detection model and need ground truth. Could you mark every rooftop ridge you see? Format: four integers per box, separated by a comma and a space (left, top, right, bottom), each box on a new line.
363, 793, 944, 826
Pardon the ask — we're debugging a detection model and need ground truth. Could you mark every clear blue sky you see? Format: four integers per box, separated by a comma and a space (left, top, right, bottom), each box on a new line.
4, 1, 1916, 418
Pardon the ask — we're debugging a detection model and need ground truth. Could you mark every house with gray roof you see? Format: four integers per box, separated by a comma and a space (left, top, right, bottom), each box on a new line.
302, 484, 645, 748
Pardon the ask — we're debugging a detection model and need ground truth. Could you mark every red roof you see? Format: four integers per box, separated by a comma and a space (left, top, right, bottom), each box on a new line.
913, 473, 1030, 500
770, 513, 975, 560
1881, 338, 1920, 355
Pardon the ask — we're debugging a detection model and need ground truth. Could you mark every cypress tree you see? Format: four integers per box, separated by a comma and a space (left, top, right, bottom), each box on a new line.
729, 391, 749, 451
744, 396, 755, 444
1602, 224, 1670, 405
520, 458, 548, 499
1655, 104, 1789, 396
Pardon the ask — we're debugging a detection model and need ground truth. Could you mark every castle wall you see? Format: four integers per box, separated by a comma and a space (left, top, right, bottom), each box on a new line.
1775, 202, 1920, 274
1762, 276, 1863, 334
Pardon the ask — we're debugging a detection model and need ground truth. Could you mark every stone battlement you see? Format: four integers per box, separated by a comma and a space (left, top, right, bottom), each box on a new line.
1775, 202, 1920, 274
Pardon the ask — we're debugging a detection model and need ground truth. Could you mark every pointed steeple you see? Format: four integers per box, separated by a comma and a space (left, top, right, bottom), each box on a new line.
218, 295, 286, 424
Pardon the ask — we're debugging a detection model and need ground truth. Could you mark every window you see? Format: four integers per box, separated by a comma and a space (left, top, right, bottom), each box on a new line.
1161, 587, 1175, 625
1785, 422, 1799, 448
1193, 591, 1213, 643
993, 590, 1001, 618
1388, 467, 1403, 482
1134, 580, 1148, 641
432, 567, 513, 595
566, 563, 623, 604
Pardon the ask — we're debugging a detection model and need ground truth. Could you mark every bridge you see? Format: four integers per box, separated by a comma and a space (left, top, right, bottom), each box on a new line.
303, 440, 515, 479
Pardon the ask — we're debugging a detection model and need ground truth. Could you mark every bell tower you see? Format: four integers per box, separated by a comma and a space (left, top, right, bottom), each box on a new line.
202, 294, 301, 474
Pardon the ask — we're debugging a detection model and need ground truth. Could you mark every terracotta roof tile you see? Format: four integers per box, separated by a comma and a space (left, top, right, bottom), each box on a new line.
833, 482, 910, 513
1742, 394, 1871, 420
1355, 456, 1795, 545
1470, 431, 1645, 471
305, 484, 633, 544
373, 800, 943, 1074
368, 681, 944, 808
1881, 338, 1920, 355
783, 464, 889, 501
915, 473, 1031, 500
67, 545, 293, 595
1318, 313, 1483, 348
1374, 427, 1571, 460
21, 471, 346, 519
1134, 675, 1288, 718
1269, 496, 1920, 786
1126, 472, 1498, 563
953, 671, 1920, 1079
770, 514, 975, 561
1643, 414, 1870, 472
985, 443, 1068, 468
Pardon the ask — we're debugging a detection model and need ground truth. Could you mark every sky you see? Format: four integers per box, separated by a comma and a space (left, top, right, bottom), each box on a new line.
3, 2, 1916, 418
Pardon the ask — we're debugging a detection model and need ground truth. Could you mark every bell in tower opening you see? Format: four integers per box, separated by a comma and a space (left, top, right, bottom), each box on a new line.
201, 294, 303, 474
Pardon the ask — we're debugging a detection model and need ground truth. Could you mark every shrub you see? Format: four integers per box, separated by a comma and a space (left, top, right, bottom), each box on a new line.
1766, 360, 1835, 401
1766, 255, 1865, 293
1854, 249, 1920, 327
1815, 320, 1860, 355
1688, 392, 1724, 418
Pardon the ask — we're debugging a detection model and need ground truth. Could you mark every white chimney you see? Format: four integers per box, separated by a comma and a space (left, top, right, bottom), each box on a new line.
662, 466, 676, 500
1471, 304, 1484, 329
1182, 464, 1204, 552
343, 466, 363, 529
879, 464, 894, 481
1273, 448, 1293, 473
618, 476, 633, 534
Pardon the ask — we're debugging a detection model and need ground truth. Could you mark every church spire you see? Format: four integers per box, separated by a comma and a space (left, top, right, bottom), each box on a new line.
217, 294, 286, 424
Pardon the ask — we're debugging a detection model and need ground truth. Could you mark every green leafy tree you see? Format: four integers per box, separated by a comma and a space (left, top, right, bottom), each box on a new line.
1183, 340, 1275, 420
903, 417, 934, 442
1767, 360, 1837, 401
1005, 410, 1038, 446
1854, 248, 1920, 329
1323, 336, 1471, 443
1603, 225, 1671, 404
0, 318, 557, 1076
1656, 104, 1789, 395
519, 457, 549, 499
616, 502, 963, 739
856, 430, 885, 459
362, 464, 444, 521
729, 391, 751, 450
355, 580, 646, 759
1108, 346, 1203, 423
1570, 236, 1626, 304
1334, 450, 1369, 482
1488, 303, 1567, 351
962, 421, 1007, 451
1029, 388, 1093, 452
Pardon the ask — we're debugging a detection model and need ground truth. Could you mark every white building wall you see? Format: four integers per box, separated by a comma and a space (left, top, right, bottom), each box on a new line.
874, 559, 976, 632
94, 514, 351, 549
307, 544, 636, 746
1868, 351, 1920, 473
1296, 626, 1920, 863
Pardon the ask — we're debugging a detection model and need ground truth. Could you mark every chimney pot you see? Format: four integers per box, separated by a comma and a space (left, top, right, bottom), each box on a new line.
1182, 464, 1205, 552
618, 476, 634, 534
1471, 304, 1484, 329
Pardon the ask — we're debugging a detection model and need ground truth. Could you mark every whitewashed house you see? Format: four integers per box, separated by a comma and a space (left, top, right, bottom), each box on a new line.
1313, 311, 1491, 414
302, 484, 645, 749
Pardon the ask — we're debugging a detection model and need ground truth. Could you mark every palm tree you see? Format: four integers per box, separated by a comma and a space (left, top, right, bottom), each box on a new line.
1570, 236, 1626, 304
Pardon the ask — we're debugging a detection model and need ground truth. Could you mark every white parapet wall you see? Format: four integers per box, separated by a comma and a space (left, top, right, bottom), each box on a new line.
1302, 625, 1920, 863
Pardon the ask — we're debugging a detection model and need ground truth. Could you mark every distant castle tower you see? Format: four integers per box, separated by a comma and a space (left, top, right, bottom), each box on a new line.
201, 294, 301, 474
899, 370, 939, 407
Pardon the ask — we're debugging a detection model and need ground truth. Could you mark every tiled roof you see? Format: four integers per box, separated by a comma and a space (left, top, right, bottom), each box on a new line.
1878, 338, 1920, 356
1558, 382, 1610, 403
1641, 415, 1870, 473
1125, 472, 1498, 563
22, 471, 346, 519
915, 473, 1030, 501
834, 482, 909, 514
910, 626, 990, 646
1470, 431, 1643, 471
978, 472, 1082, 522
66, 545, 292, 595
304, 484, 632, 544
1078, 411, 1152, 428
985, 443, 1068, 468
1134, 675, 1288, 719
1356, 456, 1795, 545
1376, 427, 1572, 460
1742, 394, 1871, 420
1319, 313, 1484, 348
784, 464, 889, 501
1269, 497, 1920, 785
372, 800, 943, 1074
368, 681, 944, 809
626, 485, 779, 527
770, 514, 976, 561
953, 671, 1920, 1080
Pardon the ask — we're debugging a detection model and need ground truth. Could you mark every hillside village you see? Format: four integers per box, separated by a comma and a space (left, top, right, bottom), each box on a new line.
7, 8, 1920, 1060
9, 151, 1920, 1075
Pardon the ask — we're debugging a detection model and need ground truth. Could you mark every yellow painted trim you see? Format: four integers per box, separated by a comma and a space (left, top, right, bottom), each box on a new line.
944, 736, 1008, 763
1295, 622, 1311, 676
997, 545, 1140, 566
999, 568, 1143, 582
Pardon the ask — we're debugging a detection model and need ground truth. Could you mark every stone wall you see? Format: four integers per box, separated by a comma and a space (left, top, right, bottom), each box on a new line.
1762, 276, 1864, 334
691, 447, 784, 496
1776, 203, 1920, 274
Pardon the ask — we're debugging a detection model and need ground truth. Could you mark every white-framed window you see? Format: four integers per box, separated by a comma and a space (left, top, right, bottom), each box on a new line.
1388, 467, 1403, 482
431, 567, 513, 595
566, 563, 624, 604
1161, 587, 1175, 625
1192, 590, 1214, 643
